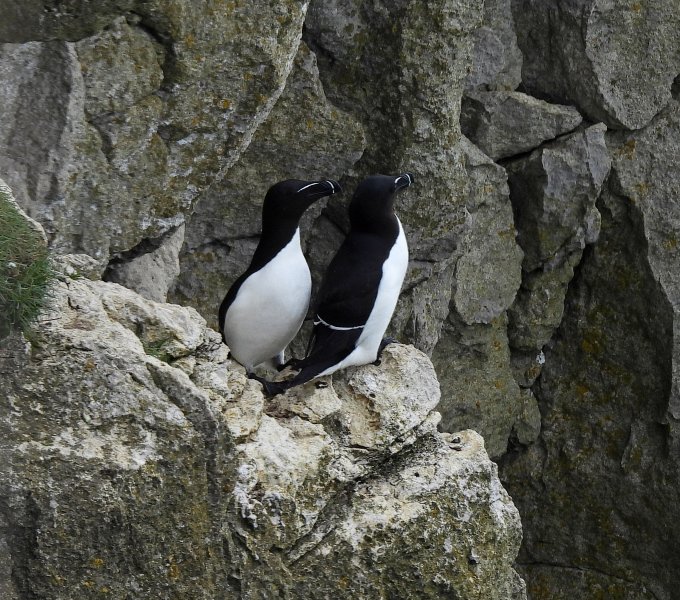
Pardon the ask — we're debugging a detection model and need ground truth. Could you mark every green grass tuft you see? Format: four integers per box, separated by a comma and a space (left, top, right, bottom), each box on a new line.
0, 189, 54, 339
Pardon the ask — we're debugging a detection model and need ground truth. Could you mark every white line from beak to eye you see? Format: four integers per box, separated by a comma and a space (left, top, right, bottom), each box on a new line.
326, 180, 335, 193
297, 182, 318, 193
404, 173, 411, 185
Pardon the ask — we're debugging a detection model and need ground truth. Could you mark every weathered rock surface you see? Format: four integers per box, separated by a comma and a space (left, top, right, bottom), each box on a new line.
305, 0, 481, 359
461, 91, 583, 160
432, 139, 526, 458
0, 1, 309, 266
5, 3, 680, 598
512, 0, 680, 129
104, 223, 185, 302
0, 254, 526, 598
506, 124, 610, 388
306, 0, 479, 256
465, 0, 522, 92
500, 99, 680, 600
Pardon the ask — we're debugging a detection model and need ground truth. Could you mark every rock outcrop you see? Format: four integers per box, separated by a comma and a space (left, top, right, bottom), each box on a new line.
461, 91, 582, 161
170, 41, 365, 324
0, 251, 526, 598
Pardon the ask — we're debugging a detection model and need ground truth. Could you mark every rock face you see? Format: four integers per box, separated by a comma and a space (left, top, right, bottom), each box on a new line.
0, 1, 310, 266
506, 123, 610, 387
501, 100, 680, 600
512, 0, 680, 130
465, 0, 522, 92
461, 91, 582, 160
0, 266, 526, 599
169, 41, 365, 326
432, 139, 526, 459
104, 223, 185, 302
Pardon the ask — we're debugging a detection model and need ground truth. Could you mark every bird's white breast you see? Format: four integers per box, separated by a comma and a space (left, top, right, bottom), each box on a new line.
223, 229, 311, 370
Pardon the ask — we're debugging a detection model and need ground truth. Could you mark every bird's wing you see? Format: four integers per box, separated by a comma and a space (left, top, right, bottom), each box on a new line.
277, 322, 362, 386
217, 271, 249, 336
314, 233, 390, 328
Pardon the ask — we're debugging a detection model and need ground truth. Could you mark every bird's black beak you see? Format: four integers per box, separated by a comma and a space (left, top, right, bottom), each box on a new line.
394, 172, 415, 192
297, 179, 342, 200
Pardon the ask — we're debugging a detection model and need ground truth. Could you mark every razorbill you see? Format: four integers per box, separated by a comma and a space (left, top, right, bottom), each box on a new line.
265, 173, 413, 394
218, 178, 340, 386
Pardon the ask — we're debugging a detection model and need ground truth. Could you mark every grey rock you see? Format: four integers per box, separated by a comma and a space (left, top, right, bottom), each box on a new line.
305, 0, 482, 358
433, 312, 530, 459
520, 566, 657, 600
500, 99, 680, 600
59, 253, 106, 281
506, 124, 610, 357
512, 0, 680, 129
0, 511, 18, 600
391, 260, 456, 356
431, 138, 526, 458
465, 0, 523, 91
0, 2, 309, 265
508, 251, 583, 353
506, 124, 610, 273
461, 91, 583, 160
306, 0, 481, 261
170, 41, 365, 328
512, 388, 542, 446
105, 224, 185, 302
288, 431, 526, 600
0, 0, 136, 42
453, 138, 523, 325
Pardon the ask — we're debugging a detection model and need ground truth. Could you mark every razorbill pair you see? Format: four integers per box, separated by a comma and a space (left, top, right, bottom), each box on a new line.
219, 173, 414, 395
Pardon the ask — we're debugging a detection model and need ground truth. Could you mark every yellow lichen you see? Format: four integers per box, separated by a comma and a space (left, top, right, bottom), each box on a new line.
615, 139, 636, 160
663, 236, 678, 250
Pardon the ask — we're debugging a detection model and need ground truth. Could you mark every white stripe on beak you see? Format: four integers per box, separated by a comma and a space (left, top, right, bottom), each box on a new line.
296, 182, 318, 193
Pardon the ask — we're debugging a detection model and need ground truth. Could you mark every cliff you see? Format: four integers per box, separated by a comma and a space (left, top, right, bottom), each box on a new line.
1, 0, 680, 598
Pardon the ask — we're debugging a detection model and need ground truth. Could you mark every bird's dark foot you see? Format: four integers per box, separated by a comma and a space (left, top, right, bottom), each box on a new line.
372, 337, 397, 366
247, 372, 286, 396
276, 357, 302, 372
262, 380, 287, 396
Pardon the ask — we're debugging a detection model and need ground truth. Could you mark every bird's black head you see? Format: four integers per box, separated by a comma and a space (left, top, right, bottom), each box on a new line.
262, 179, 340, 228
349, 173, 414, 229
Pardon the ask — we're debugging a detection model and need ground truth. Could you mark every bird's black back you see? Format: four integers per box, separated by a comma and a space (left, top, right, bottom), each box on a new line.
315, 218, 399, 328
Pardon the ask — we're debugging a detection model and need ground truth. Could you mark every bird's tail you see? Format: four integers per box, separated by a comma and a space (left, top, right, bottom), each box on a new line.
264, 323, 361, 394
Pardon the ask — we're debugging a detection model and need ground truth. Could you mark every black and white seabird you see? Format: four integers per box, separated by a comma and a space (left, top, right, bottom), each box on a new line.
265, 173, 413, 394
218, 179, 340, 385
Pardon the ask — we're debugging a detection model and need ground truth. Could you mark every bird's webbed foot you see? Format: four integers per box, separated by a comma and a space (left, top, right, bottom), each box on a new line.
276, 357, 302, 372
247, 372, 287, 396
372, 337, 397, 366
